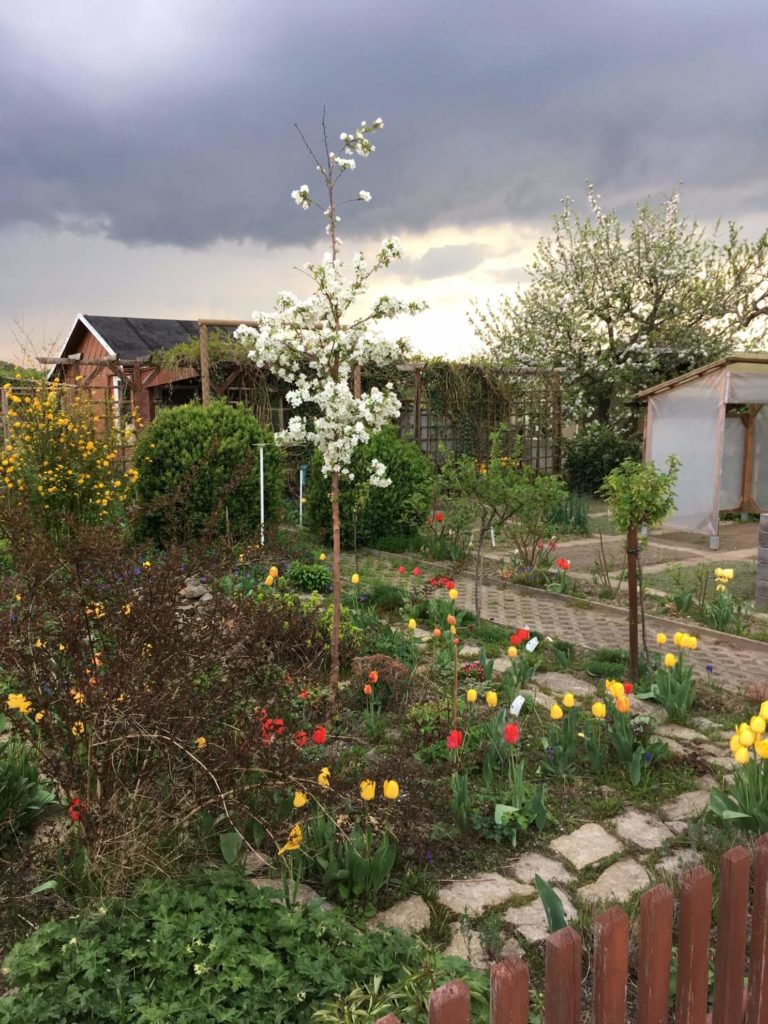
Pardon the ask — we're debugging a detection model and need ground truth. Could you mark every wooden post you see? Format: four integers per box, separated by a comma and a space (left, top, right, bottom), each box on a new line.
626, 524, 640, 684
740, 405, 763, 515
675, 865, 713, 1024
199, 322, 210, 406
491, 956, 529, 1023
747, 834, 768, 1024
712, 846, 751, 1024
636, 884, 674, 1024
551, 370, 562, 473
593, 907, 629, 1024
544, 928, 582, 1024
353, 364, 362, 400
413, 366, 423, 446
428, 980, 471, 1024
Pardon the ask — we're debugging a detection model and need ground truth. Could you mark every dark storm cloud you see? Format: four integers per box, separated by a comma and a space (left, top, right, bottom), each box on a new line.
399, 244, 493, 281
1, 0, 767, 251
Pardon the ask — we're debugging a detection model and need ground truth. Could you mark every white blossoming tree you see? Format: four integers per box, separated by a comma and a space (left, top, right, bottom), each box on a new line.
235, 116, 425, 705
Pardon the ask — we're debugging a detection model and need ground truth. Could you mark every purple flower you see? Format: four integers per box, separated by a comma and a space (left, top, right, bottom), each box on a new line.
705, 663, 714, 674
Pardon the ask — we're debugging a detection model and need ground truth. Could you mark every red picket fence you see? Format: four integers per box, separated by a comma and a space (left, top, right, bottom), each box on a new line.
376, 834, 768, 1024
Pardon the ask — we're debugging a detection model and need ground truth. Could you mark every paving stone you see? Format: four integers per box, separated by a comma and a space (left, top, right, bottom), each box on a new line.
550, 823, 623, 870
443, 922, 491, 970
525, 688, 557, 709
660, 789, 710, 821
492, 656, 514, 675
536, 672, 594, 697
612, 810, 674, 851
577, 859, 651, 904
369, 895, 430, 935
657, 724, 709, 744
459, 644, 482, 658
504, 888, 576, 942
252, 877, 334, 909
661, 737, 687, 758
508, 852, 575, 886
655, 849, 703, 876
667, 820, 690, 836
695, 774, 719, 791
437, 872, 534, 914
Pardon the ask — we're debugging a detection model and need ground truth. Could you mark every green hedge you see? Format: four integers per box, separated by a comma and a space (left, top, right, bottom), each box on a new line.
134, 401, 283, 544
305, 426, 433, 548
562, 424, 642, 496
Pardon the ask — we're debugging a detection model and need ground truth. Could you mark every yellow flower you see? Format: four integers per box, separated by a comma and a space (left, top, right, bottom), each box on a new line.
466, 689, 478, 704
14, 594, 21, 602
318, 553, 326, 562
592, 701, 606, 719
734, 746, 750, 765
195, 736, 207, 750
407, 618, 417, 630
317, 767, 331, 788
70, 690, 85, 706
382, 779, 399, 800
450, 624, 457, 635
448, 588, 458, 601
269, 566, 279, 578
34, 710, 45, 723
751, 716, 767, 736
359, 779, 376, 801
550, 703, 564, 721
656, 632, 667, 645
277, 823, 303, 855
756, 738, 768, 759
293, 791, 309, 808
673, 632, 684, 647
122, 603, 132, 615
716, 583, 727, 592
34, 638, 44, 649
739, 727, 755, 748
507, 646, 518, 658
351, 573, 360, 585
6, 693, 32, 715
684, 634, 698, 651
664, 653, 678, 669
562, 692, 575, 709
71, 721, 85, 736
729, 733, 741, 754
761, 701, 768, 722
485, 691, 498, 709
264, 575, 274, 587
607, 681, 624, 700
142, 560, 152, 569
615, 694, 630, 714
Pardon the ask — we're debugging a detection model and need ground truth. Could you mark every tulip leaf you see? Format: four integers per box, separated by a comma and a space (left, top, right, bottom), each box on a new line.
219, 831, 243, 864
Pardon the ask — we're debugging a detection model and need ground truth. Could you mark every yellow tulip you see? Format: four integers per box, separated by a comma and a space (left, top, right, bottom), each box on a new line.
319, 553, 326, 561
609, 681, 625, 700
382, 779, 399, 800
562, 692, 575, 709
751, 716, 767, 736
359, 779, 376, 801
269, 566, 279, 578
761, 701, 768, 721
351, 573, 360, 585
756, 738, 768, 759
277, 823, 303, 855
592, 701, 607, 719
466, 689, 478, 704
507, 646, 518, 658
664, 653, 678, 669
486, 691, 498, 709
407, 618, 417, 630
550, 703, 564, 721
317, 767, 331, 788
450, 624, 457, 635
729, 733, 741, 754
615, 695, 630, 714
673, 632, 684, 647
734, 746, 750, 765
656, 632, 667, 645
264, 575, 274, 587
293, 791, 309, 808
448, 588, 458, 600
739, 727, 755, 748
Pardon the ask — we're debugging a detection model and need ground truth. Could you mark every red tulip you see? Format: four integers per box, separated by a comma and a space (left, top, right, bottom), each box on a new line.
293, 730, 308, 748
446, 729, 463, 750
397, 566, 405, 574
412, 567, 421, 577
68, 798, 83, 822
312, 726, 327, 745
363, 684, 372, 696
504, 723, 520, 745
435, 512, 444, 523
623, 682, 634, 694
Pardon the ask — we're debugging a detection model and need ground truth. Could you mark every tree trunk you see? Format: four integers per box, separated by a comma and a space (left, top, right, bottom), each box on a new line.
330, 471, 341, 706
474, 524, 485, 619
626, 525, 639, 684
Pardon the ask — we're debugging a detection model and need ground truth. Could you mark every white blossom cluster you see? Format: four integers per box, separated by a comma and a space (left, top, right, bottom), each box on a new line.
238, 116, 425, 487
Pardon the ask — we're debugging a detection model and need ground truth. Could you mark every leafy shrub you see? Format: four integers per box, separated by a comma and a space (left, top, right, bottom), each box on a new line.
562, 425, 642, 496
306, 426, 433, 548
287, 560, 332, 592
0, 874, 487, 1024
134, 400, 283, 544
0, 736, 58, 850
367, 582, 406, 611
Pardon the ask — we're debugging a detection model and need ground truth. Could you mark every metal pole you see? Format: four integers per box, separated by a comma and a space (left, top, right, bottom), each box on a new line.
258, 443, 265, 547
299, 464, 306, 527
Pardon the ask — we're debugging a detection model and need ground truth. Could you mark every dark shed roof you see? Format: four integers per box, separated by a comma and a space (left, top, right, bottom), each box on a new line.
81, 315, 199, 360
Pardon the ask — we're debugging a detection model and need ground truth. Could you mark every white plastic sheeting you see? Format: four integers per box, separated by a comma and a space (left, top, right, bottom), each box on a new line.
644, 361, 768, 537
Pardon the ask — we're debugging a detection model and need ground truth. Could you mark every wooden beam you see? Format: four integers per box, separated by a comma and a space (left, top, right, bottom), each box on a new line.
37, 357, 145, 366
740, 404, 763, 514
198, 322, 211, 406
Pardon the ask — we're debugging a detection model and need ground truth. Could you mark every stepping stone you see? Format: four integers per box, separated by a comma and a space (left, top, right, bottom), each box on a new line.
612, 810, 674, 851
657, 724, 709, 745
695, 774, 718, 791
252, 877, 334, 910
369, 895, 430, 935
550, 823, 623, 871
655, 849, 703, 876
660, 790, 710, 821
668, 821, 690, 836
508, 852, 575, 886
437, 872, 534, 915
536, 672, 594, 697
412, 628, 433, 644
459, 644, 482, 658
661, 737, 687, 758
443, 922, 491, 970
493, 656, 514, 675
577, 859, 651, 904
504, 888, 576, 943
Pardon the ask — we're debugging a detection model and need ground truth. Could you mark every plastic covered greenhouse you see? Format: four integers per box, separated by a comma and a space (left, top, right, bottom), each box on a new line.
638, 354, 768, 549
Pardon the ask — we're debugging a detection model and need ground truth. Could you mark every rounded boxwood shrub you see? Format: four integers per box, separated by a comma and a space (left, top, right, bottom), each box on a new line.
305, 426, 433, 548
134, 401, 283, 544
562, 424, 641, 496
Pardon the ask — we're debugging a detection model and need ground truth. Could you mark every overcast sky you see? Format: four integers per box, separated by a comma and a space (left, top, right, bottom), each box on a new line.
1, 0, 767, 363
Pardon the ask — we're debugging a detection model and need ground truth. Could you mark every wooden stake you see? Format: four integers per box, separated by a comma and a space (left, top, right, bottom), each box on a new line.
627, 524, 639, 683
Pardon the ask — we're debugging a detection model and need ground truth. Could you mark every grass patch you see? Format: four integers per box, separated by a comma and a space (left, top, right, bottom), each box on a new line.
645, 560, 756, 602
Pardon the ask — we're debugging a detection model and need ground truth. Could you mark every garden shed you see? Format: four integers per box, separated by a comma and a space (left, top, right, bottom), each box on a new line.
637, 354, 768, 548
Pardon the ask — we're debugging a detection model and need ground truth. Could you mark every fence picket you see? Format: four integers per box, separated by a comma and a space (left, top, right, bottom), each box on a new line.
374, 1017, 400, 1024
637, 884, 674, 1024
490, 955, 529, 1023
676, 865, 714, 1024
428, 979, 471, 1024
713, 846, 751, 1024
593, 906, 629, 1024
544, 926, 582, 1024
747, 835, 768, 1024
